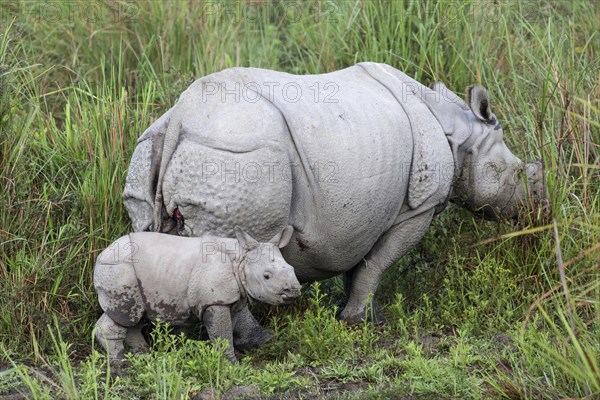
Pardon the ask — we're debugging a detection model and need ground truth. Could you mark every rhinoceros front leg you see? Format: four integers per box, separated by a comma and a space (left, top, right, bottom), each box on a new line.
203, 305, 236, 362
232, 305, 272, 350
340, 208, 435, 325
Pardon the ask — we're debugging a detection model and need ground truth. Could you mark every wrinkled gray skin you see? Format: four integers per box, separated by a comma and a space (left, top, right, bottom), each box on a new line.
94, 226, 300, 362
123, 62, 545, 334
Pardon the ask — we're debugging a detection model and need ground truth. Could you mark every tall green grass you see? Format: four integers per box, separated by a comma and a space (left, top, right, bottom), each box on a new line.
1, 0, 598, 398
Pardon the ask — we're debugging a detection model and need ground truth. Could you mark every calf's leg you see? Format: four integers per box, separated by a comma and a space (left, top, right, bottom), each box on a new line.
202, 305, 236, 362
232, 305, 271, 350
95, 313, 128, 362
124, 322, 149, 355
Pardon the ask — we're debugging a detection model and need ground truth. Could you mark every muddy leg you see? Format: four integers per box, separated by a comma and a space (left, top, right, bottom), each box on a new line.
95, 313, 128, 362
232, 305, 271, 350
124, 322, 149, 355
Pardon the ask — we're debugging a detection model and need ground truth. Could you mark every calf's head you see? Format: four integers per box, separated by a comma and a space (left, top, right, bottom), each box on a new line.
451, 86, 546, 220
234, 226, 301, 305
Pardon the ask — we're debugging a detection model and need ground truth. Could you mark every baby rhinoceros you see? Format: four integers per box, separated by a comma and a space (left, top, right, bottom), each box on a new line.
93, 225, 300, 362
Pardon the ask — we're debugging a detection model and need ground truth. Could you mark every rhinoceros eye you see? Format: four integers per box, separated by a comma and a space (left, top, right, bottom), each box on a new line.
263, 272, 272, 280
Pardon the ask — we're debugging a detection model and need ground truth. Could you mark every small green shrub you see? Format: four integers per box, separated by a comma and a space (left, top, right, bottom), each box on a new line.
436, 255, 522, 335
398, 340, 484, 399
274, 282, 366, 364
120, 321, 234, 397
245, 361, 308, 394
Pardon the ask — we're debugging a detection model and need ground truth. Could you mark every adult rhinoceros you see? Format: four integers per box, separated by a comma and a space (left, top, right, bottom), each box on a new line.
123, 62, 544, 331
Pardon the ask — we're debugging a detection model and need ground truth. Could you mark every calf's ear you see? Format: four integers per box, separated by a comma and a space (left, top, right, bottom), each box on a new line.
269, 225, 294, 248
466, 85, 495, 123
234, 226, 259, 250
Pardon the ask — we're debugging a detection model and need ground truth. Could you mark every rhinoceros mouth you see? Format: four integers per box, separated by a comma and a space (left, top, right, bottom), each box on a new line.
280, 295, 295, 303
280, 290, 301, 304
243, 290, 299, 305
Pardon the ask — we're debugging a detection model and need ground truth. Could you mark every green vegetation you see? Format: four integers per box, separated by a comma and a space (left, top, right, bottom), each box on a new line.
1, 0, 598, 398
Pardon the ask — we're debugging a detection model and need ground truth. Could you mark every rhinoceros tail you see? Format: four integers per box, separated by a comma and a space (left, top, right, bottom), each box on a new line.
123, 107, 174, 232
153, 108, 183, 232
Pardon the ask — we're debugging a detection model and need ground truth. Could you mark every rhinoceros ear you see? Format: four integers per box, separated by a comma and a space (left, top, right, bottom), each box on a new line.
234, 226, 259, 250
466, 85, 495, 124
431, 82, 469, 110
269, 225, 294, 248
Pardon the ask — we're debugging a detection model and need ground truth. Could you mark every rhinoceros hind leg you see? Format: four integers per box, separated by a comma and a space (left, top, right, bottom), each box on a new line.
95, 313, 128, 362
124, 323, 149, 355
232, 305, 272, 350
339, 209, 435, 324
